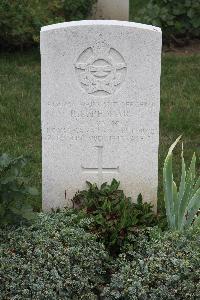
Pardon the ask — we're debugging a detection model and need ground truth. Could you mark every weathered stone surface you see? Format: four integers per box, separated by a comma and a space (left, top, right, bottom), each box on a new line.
41, 20, 162, 211
93, 0, 129, 21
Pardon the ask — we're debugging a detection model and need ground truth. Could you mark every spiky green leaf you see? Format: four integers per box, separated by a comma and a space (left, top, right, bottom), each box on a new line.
184, 188, 200, 228
163, 136, 181, 229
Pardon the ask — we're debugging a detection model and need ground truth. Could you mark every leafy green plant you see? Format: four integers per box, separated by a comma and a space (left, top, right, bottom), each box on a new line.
136, 0, 200, 42
163, 136, 200, 230
72, 179, 157, 254
0, 153, 38, 225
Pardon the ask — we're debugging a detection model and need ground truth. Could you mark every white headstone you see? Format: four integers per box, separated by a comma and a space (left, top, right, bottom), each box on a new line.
93, 0, 129, 21
41, 20, 162, 211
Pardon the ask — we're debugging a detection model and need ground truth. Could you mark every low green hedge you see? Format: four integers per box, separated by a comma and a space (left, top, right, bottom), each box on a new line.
1, 211, 200, 299
0, 211, 108, 299
102, 226, 200, 299
0, 0, 96, 49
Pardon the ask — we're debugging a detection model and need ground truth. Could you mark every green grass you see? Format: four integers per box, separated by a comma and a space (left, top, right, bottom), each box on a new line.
0, 51, 41, 210
0, 50, 200, 211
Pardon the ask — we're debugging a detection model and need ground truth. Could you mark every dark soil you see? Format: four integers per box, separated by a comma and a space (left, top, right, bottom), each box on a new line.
163, 39, 200, 55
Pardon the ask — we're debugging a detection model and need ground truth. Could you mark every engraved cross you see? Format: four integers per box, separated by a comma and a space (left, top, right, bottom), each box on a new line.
82, 146, 119, 185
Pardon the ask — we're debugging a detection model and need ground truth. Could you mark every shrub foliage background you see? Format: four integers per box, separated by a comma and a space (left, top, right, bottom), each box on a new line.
0, 0, 96, 49
1, 0, 199, 48
136, 0, 200, 41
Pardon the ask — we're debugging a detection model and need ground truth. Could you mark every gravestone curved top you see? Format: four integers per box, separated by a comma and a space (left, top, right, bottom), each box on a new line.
41, 20, 161, 32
